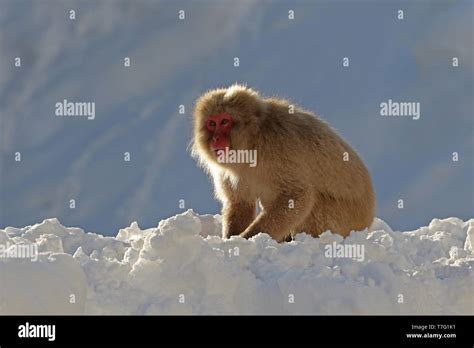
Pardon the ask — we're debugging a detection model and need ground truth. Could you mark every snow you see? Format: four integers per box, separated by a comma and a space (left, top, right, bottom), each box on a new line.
0, 210, 472, 315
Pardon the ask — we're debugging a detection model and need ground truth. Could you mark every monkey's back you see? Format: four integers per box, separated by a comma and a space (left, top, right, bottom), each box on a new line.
257, 99, 375, 234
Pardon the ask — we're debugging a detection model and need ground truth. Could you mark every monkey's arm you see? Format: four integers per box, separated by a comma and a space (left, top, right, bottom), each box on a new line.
240, 190, 313, 242
222, 200, 256, 238
215, 175, 256, 239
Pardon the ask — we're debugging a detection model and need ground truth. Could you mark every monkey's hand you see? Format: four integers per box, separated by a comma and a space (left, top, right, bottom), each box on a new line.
239, 224, 263, 240
240, 192, 313, 242
239, 214, 293, 242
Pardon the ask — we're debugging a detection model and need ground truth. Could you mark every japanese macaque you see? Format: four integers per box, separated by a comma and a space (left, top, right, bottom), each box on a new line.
191, 85, 375, 242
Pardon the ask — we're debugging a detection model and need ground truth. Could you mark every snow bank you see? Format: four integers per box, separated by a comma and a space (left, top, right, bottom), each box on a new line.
1, 211, 472, 314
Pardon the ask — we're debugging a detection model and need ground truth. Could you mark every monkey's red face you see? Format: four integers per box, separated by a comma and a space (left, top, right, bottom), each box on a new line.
205, 113, 233, 154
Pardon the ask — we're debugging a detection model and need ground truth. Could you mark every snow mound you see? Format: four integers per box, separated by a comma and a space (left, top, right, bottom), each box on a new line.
1, 211, 472, 314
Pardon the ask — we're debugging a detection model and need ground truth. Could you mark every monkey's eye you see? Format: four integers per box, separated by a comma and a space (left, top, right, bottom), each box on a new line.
221, 119, 229, 125
208, 120, 216, 128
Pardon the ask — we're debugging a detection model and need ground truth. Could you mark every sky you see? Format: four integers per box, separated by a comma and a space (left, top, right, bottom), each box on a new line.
1, 0, 473, 235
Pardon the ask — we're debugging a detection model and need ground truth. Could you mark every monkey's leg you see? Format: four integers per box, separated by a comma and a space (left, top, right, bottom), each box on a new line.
300, 196, 366, 238
222, 200, 256, 239
240, 192, 313, 242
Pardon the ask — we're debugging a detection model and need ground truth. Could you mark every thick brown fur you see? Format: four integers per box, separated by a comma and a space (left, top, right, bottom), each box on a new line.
191, 84, 375, 242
